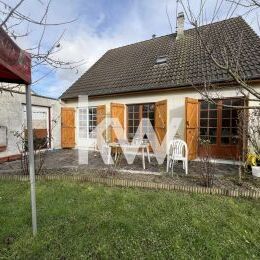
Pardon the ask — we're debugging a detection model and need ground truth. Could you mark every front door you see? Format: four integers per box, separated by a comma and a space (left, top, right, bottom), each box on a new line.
198, 98, 244, 160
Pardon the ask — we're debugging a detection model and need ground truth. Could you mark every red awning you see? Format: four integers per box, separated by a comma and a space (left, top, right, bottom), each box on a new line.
0, 27, 31, 85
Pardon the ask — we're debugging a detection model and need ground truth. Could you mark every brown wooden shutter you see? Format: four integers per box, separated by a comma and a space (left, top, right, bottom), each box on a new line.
61, 107, 75, 148
155, 100, 167, 144
96, 105, 106, 147
111, 103, 125, 142
97, 105, 106, 125
185, 97, 199, 160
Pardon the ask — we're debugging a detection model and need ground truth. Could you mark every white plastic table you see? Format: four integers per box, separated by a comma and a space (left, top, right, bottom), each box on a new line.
109, 142, 150, 169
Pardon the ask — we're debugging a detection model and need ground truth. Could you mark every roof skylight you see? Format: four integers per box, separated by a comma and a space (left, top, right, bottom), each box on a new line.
156, 55, 168, 64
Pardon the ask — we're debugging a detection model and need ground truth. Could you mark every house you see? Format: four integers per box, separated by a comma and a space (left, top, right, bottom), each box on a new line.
60, 14, 260, 161
0, 86, 61, 162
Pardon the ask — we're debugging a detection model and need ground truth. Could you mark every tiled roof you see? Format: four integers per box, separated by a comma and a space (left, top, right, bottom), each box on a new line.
61, 17, 260, 99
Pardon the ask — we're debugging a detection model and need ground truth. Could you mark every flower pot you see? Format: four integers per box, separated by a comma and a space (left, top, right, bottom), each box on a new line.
252, 166, 260, 178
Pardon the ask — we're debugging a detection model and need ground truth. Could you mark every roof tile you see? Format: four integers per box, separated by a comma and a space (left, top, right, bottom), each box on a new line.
61, 17, 260, 99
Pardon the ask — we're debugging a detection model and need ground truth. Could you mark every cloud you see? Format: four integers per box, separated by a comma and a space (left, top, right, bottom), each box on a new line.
7, 0, 259, 98
43, 0, 177, 97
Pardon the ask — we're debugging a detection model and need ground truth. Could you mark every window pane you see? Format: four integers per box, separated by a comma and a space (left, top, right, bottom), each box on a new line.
200, 101, 208, 109
209, 119, 217, 127
232, 99, 243, 107
149, 112, 154, 119
232, 109, 238, 118
200, 119, 208, 127
209, 137, 216, 144
128, 105, 140, 139
222, 119, 230, 127
79, 121, 87, 127
222, 128, 230, 136
200, 110, 208, 118
232, 118, 238, 127
80, 108, 87, 114
130, 113, 134, 119
128, 133, 134, 139
79, 127, 87, 139
209, 128, 217, 136
209, 110, 217, 118
134, 120, 140, 127
80, 114, 88, 121
88, 107, 97, 134
231, 128, 238, 135
200, 128, 208, 136
128, 103, 155, 139
209, 102, 217, 109
222, 109, 231, 118
133, 113, 139, 119
149, 104, 155, 111
143, 105, 148, 113
221, 137, 230, 144
134, 105, 139, 112
231, 136, 238, 144
223, 99, 231, 106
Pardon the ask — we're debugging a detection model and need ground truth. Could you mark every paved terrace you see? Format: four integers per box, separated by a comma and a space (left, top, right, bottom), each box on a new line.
0, 149, 239, 176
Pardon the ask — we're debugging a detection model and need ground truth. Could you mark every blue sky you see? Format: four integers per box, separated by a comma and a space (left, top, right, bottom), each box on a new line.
9, 0, 260, 98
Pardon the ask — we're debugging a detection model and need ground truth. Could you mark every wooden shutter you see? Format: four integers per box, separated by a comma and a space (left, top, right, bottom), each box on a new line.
61, 107, 75, 148
96, 105, 106, 148
185, 97, 198, 160
97, 105, 106, 125
111, 103, 125, 142
155, 100, 167, 144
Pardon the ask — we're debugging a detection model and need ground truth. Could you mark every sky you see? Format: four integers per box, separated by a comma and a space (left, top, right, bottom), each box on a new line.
6, 0, 260, 98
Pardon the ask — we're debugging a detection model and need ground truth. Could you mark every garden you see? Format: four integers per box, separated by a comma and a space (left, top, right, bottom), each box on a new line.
0, 180, 260, 259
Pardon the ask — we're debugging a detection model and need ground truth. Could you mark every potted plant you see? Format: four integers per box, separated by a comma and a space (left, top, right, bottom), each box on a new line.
248, 154, 260, 177
246, 109, 260, 177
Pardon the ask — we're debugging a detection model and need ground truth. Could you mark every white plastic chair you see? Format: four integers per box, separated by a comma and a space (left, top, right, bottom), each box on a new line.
166, 139, 188, 175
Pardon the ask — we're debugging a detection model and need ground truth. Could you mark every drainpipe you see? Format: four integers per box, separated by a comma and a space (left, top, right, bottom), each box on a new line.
26, 84, 37, 236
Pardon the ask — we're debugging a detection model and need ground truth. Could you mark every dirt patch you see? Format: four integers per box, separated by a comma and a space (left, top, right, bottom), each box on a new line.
34, 167, 260, 193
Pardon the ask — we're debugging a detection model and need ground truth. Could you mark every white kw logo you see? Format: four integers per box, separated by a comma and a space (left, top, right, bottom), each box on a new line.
79, 117, 182, 165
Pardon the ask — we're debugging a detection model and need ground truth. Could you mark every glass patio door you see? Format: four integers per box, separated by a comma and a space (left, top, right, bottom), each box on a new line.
198, 98, 244, 160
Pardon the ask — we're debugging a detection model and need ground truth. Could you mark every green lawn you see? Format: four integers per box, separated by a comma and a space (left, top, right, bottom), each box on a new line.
0, 180, 260, 259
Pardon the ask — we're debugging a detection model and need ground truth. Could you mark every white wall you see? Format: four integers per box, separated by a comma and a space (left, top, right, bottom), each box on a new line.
62, 83, 260, 150
0, 89, 61, 158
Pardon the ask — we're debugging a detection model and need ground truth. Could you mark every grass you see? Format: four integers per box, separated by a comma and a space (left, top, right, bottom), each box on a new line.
0, 180, 260, 259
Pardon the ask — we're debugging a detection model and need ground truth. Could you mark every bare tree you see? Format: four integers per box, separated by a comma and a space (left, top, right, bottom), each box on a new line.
198, 139, 215, 187
177, 0, 260, 177
13, 114, 60, 175
179, 0, 260, 108
226, 0, 260, 8
0, 0, 85, 92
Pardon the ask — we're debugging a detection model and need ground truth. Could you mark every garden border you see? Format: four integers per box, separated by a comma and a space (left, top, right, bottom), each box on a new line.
0, 174, 259, 199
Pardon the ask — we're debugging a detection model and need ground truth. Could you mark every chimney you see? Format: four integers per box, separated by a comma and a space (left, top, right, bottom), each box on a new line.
176, 12, 185, 39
